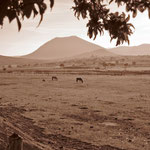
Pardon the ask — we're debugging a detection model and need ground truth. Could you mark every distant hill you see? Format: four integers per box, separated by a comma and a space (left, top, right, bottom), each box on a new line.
107, 44, 150, 56
73, 48, 116, 59
23, 36, 113, 60
0, 55, 41, 66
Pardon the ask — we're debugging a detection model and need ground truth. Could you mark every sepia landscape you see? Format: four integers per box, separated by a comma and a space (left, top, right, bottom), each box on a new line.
0, 0, 150, 150
0, 36, 150, 150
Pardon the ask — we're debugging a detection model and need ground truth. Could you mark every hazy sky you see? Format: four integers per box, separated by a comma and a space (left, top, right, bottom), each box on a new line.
0, 0, 150, 56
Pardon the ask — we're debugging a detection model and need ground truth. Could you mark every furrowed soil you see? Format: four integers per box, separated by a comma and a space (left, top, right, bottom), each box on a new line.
0, 73, 150, 150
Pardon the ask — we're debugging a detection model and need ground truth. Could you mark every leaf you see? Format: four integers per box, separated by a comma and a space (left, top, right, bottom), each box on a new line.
37, 3, 47, 26
132, 9, 137, 18
7, 10, 16, 23
148, 8, 150, 19
126, 15, 130, 22
16, 16, 21, 31
0, 0, 10, 25
49, 0, 54, 9
81, 11, 87, 19
126, 6, 130, 12
127, 23, 135, 29
23, 4, 33, 18
121, 12, 125, 18
33, 7, 38, 18
109, 0, 113, 4
138, 4, 146, 12
93, 29, 97, 40
116, 39, 121, 46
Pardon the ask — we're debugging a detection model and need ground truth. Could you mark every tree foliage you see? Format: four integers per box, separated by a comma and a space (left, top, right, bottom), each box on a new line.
0, 0, 54, 30
0, 0, 150, 46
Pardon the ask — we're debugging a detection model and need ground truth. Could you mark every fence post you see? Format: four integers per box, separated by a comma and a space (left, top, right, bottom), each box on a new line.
7, 133, 23, 150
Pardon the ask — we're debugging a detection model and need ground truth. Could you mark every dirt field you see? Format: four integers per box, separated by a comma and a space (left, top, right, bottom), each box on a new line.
0, 72, 150, 150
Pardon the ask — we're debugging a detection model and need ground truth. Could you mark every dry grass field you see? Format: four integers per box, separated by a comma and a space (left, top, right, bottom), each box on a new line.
0, 72, 150, 150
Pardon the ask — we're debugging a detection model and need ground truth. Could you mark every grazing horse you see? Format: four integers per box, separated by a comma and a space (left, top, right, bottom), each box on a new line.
76, 77, 83, 83
52, 76, 58, 81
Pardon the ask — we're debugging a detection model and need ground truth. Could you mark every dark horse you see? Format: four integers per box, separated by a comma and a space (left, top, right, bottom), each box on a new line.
52, 76, 58, 81
76, 77, 83, 83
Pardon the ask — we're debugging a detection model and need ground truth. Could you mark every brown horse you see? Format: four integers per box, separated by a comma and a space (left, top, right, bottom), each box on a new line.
52, 76, 58, 81
76, 77, 83, 83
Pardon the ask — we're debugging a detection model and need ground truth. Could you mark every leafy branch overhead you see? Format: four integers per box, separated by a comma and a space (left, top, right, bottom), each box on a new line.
0, 0, 54, 30
0, 0, 150, 46
72, 0, 150, 45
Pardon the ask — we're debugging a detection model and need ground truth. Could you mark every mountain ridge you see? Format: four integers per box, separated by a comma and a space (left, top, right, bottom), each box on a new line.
22, 36, 114, 60
107, 44, 150, 56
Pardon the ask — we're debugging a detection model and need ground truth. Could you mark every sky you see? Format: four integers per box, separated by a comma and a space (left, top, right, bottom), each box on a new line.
0, 0, 150, 56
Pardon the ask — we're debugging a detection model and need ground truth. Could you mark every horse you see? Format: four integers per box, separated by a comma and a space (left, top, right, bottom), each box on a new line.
52, 76, 58, 81
76, 77, 83, 83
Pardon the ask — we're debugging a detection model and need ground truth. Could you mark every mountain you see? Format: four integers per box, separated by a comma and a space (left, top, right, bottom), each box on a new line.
107, 44, 150, 56
23, 36, 114, 60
